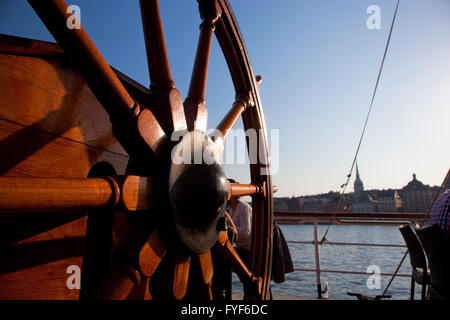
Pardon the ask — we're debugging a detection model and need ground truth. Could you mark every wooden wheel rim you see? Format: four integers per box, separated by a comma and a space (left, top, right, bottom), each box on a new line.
214, 0, 273, 300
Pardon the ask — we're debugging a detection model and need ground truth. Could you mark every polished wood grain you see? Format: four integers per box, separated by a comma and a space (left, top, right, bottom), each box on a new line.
0, 119, 128, 179
0, 177, 119, 212
0, 216, 87, 300
0, 54, 128, 159
0, 175, 154, 213
0, 33, 150, 104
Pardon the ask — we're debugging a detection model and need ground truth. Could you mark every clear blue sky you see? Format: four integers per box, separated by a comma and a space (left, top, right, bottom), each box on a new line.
1, 0, 449, 197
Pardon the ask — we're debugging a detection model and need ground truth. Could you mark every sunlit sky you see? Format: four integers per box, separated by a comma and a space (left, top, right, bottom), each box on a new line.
1, 0, 449, 197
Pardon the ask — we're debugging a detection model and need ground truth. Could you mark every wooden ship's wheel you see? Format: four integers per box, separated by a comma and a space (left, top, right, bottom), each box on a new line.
0, 0, 273, 300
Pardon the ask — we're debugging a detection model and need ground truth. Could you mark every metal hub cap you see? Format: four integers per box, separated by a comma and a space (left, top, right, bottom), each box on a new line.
169, 131, 228, 253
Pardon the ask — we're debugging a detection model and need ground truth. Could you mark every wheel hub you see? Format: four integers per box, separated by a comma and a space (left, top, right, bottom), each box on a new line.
169, 131, 228, 253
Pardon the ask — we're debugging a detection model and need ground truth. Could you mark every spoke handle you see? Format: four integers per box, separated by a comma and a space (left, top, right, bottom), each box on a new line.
227, 182, 267, 200
216, 92, 252, 140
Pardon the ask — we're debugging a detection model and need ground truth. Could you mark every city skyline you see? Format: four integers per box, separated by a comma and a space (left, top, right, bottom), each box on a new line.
275, 169, 441, 199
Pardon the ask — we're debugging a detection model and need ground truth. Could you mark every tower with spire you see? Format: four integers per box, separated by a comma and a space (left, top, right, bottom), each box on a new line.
352, 162, 377, 212
354, 162, 364, 193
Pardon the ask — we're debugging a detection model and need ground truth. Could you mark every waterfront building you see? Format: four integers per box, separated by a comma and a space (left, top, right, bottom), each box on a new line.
352, 192, 377, 213
377, 190, 403, 212
273, 197, 289, 211
288, 197, 302, 211
324, 193, 352, 212
400, 173, 432, 213
300, 198, 325, 212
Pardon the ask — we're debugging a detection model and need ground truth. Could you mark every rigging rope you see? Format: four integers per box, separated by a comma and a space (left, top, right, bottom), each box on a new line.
320, 0, 401, 244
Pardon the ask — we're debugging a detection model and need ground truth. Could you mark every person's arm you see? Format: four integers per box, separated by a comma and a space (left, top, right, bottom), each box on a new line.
225, 210, 238, 240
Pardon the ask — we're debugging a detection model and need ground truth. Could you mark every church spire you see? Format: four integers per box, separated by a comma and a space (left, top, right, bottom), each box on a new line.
354, 161, 364, 193
356, 162, 360, 179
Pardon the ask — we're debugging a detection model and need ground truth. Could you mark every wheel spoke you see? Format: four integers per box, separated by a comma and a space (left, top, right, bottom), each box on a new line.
173, 255, 191, 300
215, 92, 252, 141
138, 228, 167, 278
227, 182, 267, 200
183, 1, 221, 131
0, 176, 119, 212
139, 0, 186, 135
187, 4, 219, 103
197, 251, 214, 299
139, 0, 174, 89
183, 99, 207, 132
213, 231, 261, 298
0, 176, 155, 212
136, 108, 168, 156
27, 0, 137, 121
213, 232, 251, 280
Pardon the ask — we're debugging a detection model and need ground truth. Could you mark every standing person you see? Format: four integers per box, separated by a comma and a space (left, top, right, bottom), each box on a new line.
226, 179, 253, 299
211, 180, 252, 300
429, 188, 450, 235
227, 191, 252, 267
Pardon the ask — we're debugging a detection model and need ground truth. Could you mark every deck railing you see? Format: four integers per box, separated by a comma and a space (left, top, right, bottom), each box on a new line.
273, 211, 428, 298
